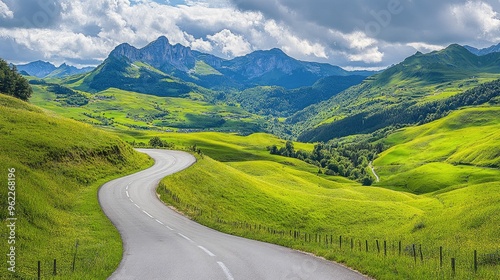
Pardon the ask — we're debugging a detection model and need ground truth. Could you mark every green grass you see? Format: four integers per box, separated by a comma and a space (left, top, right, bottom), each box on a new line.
30, 86, 263, 133
193, 61, 223, 76
12, 81, 500, 279
375, 106, 500, 193
152, 108, 499, 280
0, 94, 152, 279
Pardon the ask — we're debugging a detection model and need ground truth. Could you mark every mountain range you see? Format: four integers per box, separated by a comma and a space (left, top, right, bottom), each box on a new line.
16, 60, 94, 78
20, 37, 500, 142
464, 43, 500, 56
76, 36, 374, 95
293, 44, 500, 141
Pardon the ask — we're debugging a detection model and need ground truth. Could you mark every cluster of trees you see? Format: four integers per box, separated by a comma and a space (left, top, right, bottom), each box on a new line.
299, 78, 500, 142
148, 136, 175, 148
0, 58, 32, 101
268, 141, 383, 185
47, 83, 89, 106
82, 112, 114, 126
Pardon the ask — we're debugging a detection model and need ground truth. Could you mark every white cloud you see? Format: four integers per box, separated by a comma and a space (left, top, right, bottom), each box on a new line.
451, 1, 500, 41
264, 20, 327, 58
207, 29, 252, 57
342, 31, 377, 50
347, 47, 384, 63
0, 0, 13, 19
407, 42, 445, 53
185, 33, 213, 52
4, 0, 500, 69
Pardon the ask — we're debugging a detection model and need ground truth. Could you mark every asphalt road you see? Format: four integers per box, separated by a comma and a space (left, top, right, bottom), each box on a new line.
99, 149, 369, 280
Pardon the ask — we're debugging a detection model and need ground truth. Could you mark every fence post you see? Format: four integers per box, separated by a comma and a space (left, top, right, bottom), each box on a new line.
376, 240, 380, 254
413, 244, 417, 264
440, 246, 443, 268
53, 259, 57, 275
366, 240, 368, 252
38, 260, 41, 280
399, 241, 402, 256
384, 240, 387, 256
351, 238, 354, 251
339, 235, 342, 249
474, 250, 478, 273
451, 258, 456, 277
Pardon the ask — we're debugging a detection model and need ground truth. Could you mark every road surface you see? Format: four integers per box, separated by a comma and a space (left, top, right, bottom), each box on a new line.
369, 161, 380, 183
99, 149, 369, 280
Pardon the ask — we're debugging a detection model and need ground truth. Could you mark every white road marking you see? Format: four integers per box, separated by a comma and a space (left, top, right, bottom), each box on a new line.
155, 219, 164, 225
143, 210, 153, 218
217, 261, 235, 280
198, 246, 216, 257
126, 191, 130, 197
129, 198, 134, 203
177, 233, 194, 243
134, 204, 140, 209
166, 225, 174, 230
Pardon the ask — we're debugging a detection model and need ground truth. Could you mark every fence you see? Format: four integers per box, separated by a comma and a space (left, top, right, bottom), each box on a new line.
159, 186, 500, 279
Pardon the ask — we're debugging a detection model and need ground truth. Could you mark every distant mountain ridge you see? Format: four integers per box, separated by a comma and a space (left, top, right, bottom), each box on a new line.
292, 44, 500, 142
464, 43, 500, 56
98, 36, 374, 91
16, 60, 94, 78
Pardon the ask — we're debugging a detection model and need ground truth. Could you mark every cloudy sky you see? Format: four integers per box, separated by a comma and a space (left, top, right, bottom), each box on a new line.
1, 0, 499, 69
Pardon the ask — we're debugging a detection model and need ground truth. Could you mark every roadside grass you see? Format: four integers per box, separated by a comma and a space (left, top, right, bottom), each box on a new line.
158, 156, 499, 280
151, 106, 499, 280
17, 84, 500, 279
0, 94, 152, 280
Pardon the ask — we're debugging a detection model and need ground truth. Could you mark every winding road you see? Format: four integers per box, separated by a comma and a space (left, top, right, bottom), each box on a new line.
369, 161, 380, 183
99, 149, 369, 280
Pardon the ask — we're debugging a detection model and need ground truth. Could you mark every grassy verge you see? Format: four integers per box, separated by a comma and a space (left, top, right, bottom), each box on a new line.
152, 109, 499, 280
0, 94, 152, 279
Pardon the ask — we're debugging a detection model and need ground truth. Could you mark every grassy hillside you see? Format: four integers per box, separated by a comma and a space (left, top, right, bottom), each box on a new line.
374, 106, 500, 194
224, 75, 366, 118
30, 85, 263, 134
0, 94, 151, 279
152, 113, 499, 279
292, 45, 500, 141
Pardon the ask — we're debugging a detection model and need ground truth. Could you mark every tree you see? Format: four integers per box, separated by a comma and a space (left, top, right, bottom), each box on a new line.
362, 176, 373, 186
149, 136, 163, 147
268, 145, 279, 155
0, 59, 33, 101
284, 140, 295, 157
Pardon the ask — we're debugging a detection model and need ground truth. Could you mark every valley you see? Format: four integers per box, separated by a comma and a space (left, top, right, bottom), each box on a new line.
1, 34, 500, 280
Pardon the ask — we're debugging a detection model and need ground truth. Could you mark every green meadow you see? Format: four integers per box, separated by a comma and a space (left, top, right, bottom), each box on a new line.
10, 75, 500, 279
30, 85, 262, 133
153, 106, 500, 280
376, 106, 500, 193
0, 94, 152, 279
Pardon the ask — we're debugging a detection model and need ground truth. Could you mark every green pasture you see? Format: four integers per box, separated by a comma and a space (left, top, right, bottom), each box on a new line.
0, 94, 152, 280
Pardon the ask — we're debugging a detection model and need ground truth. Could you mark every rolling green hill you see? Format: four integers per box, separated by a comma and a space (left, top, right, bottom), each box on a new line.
0, 93, 151, 279
30, 85, 264, 134
151, 119, 500, 279
225, 75, 366, 117
374, 106, 500, 194
293, 45, 500, 141
74, 56, 197, 97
